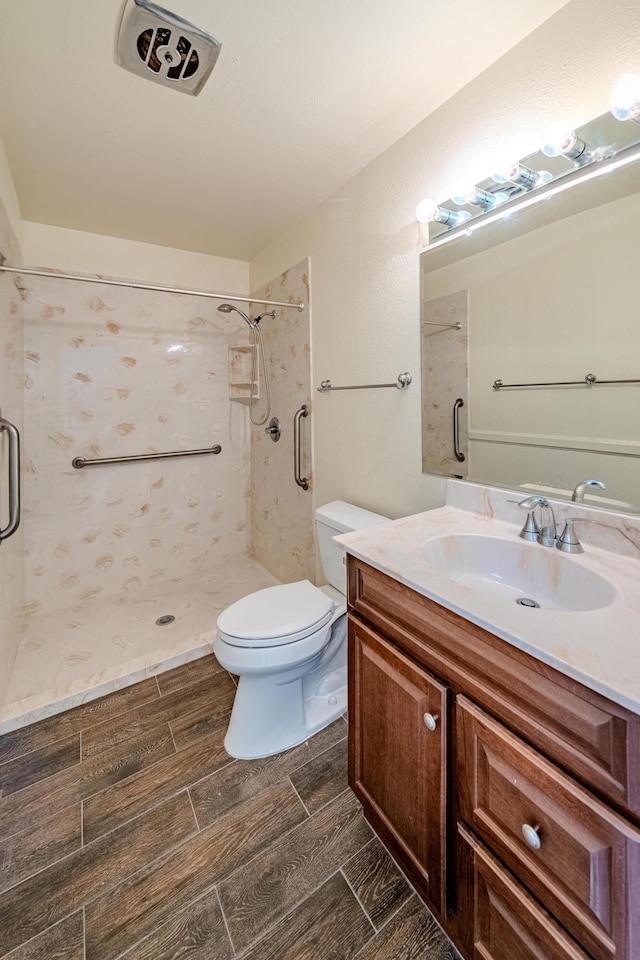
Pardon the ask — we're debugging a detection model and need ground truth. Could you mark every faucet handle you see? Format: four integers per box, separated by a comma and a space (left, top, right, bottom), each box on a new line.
556, 517, 600, 554
507, 499, 542, 542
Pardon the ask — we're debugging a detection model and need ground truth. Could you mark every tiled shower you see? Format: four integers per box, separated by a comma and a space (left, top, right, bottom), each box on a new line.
0, 193, 314, 732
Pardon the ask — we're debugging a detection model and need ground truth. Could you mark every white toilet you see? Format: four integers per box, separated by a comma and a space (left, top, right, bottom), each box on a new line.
214, 501, 389, 759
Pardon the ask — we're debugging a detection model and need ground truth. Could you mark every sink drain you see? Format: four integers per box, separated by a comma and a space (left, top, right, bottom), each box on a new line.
155, 614, 175, 626
516, 598, 540, 609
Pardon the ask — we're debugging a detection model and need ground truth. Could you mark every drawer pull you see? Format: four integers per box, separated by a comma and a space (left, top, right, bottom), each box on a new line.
521, 823, 541, 850
423, 712, 439, 731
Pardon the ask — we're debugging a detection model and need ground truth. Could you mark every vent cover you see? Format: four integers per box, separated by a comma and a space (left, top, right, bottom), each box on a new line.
116, 0, 221, 96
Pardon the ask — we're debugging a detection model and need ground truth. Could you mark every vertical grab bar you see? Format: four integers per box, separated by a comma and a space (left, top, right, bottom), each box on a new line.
294, 405, 310, 490
453, 398, 466, 463
0, 415, 21, 542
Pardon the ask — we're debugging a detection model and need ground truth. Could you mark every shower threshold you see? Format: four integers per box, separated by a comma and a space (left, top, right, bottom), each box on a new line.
0, 558, 278, 736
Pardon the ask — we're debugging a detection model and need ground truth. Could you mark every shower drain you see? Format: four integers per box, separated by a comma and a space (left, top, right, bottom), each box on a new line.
155, 614, 176, 626
516, 597, 540, 609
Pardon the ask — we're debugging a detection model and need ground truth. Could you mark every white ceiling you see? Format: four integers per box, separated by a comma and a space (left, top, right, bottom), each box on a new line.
0, 0, 569, 261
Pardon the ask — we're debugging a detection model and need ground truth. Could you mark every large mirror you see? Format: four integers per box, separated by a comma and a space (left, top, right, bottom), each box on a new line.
420, 112, 640, 515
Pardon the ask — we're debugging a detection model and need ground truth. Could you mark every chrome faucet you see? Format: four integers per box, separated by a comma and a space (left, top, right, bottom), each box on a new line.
516, 496, 557, 547
571, 479, 605, 503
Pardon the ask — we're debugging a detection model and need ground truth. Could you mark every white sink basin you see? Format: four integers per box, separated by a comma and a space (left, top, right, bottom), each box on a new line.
421, 534, 616, 612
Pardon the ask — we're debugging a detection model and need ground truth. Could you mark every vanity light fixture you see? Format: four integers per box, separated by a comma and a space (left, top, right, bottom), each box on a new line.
451, 184, 508, 208
611, 74, 640, 123
415, 198, 471, 227
426, 141, 640, 252
540, 122, 592, 166
491, 162, 553, 191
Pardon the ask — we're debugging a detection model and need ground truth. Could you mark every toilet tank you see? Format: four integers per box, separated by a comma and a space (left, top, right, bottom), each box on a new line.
315, 501, 390, 595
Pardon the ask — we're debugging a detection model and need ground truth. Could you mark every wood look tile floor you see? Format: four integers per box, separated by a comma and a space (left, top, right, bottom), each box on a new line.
0, 655, 460, 960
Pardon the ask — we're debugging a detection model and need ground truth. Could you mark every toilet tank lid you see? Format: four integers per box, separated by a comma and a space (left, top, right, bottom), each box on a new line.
315, 500, 390, 534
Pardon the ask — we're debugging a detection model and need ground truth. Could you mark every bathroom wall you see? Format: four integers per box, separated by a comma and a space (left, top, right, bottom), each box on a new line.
250, 0, 640, 522
21, 275, 253, 609
22, 221, 249, 292
0, 158, 24, 703
250, 258, 315, 584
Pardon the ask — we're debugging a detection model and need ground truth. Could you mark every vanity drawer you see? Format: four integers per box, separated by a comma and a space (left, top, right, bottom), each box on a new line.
348, 557, 640, 821
458, 825, 592, 960
457, 697, 640, 960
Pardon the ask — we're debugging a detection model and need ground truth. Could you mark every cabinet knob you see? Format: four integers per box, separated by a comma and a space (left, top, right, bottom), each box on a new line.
521, 823, 541, 850
423, 713, 438, 731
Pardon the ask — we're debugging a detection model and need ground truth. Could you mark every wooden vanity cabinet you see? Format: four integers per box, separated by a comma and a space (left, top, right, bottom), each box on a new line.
349, 618, 448, 915
347, 556, 640, 960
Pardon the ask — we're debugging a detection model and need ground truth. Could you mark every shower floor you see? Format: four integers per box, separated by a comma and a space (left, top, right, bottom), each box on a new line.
0, 557, 278, 736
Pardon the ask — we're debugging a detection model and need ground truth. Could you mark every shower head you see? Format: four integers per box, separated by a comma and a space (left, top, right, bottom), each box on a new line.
115, 0, 222, 96
217, 302, 254, 328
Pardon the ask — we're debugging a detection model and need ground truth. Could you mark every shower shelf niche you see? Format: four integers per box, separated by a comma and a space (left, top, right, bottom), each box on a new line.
228, 344, 259, 403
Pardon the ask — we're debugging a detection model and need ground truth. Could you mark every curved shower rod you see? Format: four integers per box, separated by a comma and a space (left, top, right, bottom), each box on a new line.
0, 265, 305, 312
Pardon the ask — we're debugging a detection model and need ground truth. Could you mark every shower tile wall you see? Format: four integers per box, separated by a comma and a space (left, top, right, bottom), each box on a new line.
21, 279, 253, 609
250, 258, 315, 583
0, 198, 24, 703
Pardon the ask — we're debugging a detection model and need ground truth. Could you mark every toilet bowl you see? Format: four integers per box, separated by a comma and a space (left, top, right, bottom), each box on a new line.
214, 501, 389, 759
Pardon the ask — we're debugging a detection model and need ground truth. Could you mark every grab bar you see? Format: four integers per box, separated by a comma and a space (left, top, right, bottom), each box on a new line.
453, 399, 465, 463
318, 372, 412, 392
294, 405, 310, 490
72, 444, 222, 469
0, 414, 21, 543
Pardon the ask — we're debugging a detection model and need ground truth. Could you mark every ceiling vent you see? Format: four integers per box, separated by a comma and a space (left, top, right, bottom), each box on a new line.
115, 0, 221, 96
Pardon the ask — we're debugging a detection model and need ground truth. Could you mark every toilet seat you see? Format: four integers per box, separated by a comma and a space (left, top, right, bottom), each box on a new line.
217, 580, 335, 648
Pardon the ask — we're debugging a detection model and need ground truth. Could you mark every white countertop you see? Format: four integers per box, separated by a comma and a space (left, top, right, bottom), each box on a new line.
336, 481, 640, 716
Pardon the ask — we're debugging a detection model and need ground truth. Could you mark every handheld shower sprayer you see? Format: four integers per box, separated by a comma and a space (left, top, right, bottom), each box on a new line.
217, 302, 272, 425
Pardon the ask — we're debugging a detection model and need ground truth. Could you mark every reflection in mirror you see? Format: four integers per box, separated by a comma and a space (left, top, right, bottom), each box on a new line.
420, 115, 640, 516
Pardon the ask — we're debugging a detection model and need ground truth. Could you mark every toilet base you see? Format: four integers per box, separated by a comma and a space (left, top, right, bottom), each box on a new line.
222, 622, 348, 759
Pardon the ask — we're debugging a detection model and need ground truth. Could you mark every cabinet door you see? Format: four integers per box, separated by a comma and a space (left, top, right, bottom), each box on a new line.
348, 617, 448, 915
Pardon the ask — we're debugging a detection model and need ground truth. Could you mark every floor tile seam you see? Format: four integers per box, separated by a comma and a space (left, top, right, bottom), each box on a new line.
83, 740, 236, 830
83, 783, 197, 850
339, 866, 379, 935
218, 785, 368, 896
292, 781, 354, 819
106, 879, 234, 960
186, 787, 201, 832
83, 905, 87, 960
71, 724, 179, 812
81, 821, 204, 933
228, 866, 373, 960
209, 785, 313, 893
183, 755, 236, 796
0, 909, 83, 960
2, 792, 200, 905
286, 775, 311, 817
0, 808, 85, 897
0, 690, 165, 768
79, 679, 216, 746
156, 665, 226, 698
0, 735, 82, 798
154, 675, 162, 697
287, 733, 348, 779
81, 715, 179, 764
215, 884, 238, 957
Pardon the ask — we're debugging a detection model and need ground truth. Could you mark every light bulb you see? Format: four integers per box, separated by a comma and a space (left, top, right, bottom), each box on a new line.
415, 198, 470, 227
451, 183, 507, 208
541, 122, 590, 164
611, 74, 640, 123
491, 162, 553, 190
